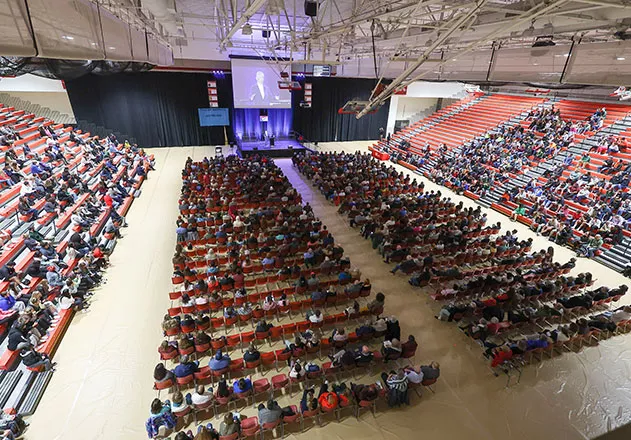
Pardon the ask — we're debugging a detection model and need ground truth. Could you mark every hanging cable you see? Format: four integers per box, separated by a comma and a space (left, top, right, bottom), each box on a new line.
370, 20, 378, 79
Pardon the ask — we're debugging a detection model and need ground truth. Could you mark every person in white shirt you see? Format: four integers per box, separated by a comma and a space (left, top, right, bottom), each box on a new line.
307, 309, 323, 324
288, 360, 305, 379
610, 306, 631, 324
403, 366, 424, 384
191, 385, 213, 406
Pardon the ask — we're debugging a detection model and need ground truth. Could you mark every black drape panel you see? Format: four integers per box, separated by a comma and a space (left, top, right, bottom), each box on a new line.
66, 72, 388, 147
292, 77, 389, 142
65, 72, 235, 147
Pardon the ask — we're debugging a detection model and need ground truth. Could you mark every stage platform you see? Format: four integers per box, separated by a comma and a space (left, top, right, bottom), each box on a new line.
238, 139, 307, 158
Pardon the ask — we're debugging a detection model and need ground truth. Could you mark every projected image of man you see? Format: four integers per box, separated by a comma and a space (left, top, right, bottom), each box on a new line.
249, 71, 276, 105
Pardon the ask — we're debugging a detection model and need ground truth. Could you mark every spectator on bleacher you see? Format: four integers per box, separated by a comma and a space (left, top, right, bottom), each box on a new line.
38, 124, 57, 140
17, 197, 38, 221
0, 290, 25, 313
172, 391, 192, 417
208, 350, 230, 372
20, 347, 54, 371
577, 234, 604, 258
262, 294, 277, 312
7, 323, 31, 351
0, 412, 26, 440
45, 265, 64, 289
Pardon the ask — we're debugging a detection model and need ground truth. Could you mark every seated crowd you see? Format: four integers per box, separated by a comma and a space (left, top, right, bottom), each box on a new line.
294, 150, 630, 372
147, 155, 439, 439
383, 101, 631, 260
0, 107, 154, 379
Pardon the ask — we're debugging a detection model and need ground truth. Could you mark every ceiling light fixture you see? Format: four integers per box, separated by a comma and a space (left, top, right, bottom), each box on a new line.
242, 23, 252, 36
62, 35, 74, 40
617, 56, 626, 61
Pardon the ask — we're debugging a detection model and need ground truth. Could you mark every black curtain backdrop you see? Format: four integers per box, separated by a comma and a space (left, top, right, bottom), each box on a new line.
66, 72, 389, 147
66, 72, 234, 147
292, 77, 389, 142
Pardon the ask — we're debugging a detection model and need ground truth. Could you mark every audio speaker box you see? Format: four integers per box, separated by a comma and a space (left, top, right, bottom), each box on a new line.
304, 1, 318, 17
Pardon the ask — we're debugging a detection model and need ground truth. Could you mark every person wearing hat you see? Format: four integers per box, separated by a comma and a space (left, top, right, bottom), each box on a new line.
208, 350, 230, 371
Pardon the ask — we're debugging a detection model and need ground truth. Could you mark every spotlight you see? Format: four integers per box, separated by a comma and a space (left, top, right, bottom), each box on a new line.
242, 23, 252, 35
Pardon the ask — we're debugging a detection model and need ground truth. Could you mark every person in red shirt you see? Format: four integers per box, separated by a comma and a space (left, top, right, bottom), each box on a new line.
490, 345, 513, 368
103, 193, 113, 209
316, 381, 349, 411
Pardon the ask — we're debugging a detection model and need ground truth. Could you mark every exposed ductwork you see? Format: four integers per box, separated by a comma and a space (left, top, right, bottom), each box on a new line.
140, 0, 181, 37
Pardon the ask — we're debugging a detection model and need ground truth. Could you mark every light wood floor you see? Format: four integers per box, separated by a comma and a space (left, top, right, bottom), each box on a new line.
25, 143, 631, 440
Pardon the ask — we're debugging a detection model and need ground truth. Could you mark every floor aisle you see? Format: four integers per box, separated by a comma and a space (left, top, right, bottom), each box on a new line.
22, 143, 631, 440
26, 146, 215, 440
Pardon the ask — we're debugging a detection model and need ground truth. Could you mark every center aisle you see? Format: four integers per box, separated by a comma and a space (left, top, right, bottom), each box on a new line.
275, 157, 590, 440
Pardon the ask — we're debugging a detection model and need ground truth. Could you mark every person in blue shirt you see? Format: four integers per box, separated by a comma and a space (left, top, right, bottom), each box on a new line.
303, 249, 315, 268
173, 354, 199, 378
232, 377, 252, 394
525, 335, 550, 351
338, 270, 351, 283
261, 255, 275, 268
176, 226, 187, 242
311, 289, 325, 302
208, 350, 231, 371
30, 162, 44, 176
0, 291, 17, 312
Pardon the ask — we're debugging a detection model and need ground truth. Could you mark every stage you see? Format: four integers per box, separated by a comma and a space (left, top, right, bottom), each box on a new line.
237, 139, 308, 158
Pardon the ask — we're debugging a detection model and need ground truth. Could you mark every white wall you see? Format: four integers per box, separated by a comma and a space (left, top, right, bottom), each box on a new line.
386, 81, 471, 134
386, 96, 437, 134
0, 74, 75, 121
0, 74, 66, 92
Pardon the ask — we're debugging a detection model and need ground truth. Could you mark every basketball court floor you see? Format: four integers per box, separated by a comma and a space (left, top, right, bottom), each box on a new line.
24, 142, 631, 440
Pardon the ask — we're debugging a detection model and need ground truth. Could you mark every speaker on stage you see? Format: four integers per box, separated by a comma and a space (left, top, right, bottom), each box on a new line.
270, 135, 275, 147
304, 0, 318, 17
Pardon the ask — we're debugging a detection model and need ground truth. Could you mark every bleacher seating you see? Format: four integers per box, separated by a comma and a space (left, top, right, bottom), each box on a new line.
0, 100, 154, 416
368, 93, 631, 270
